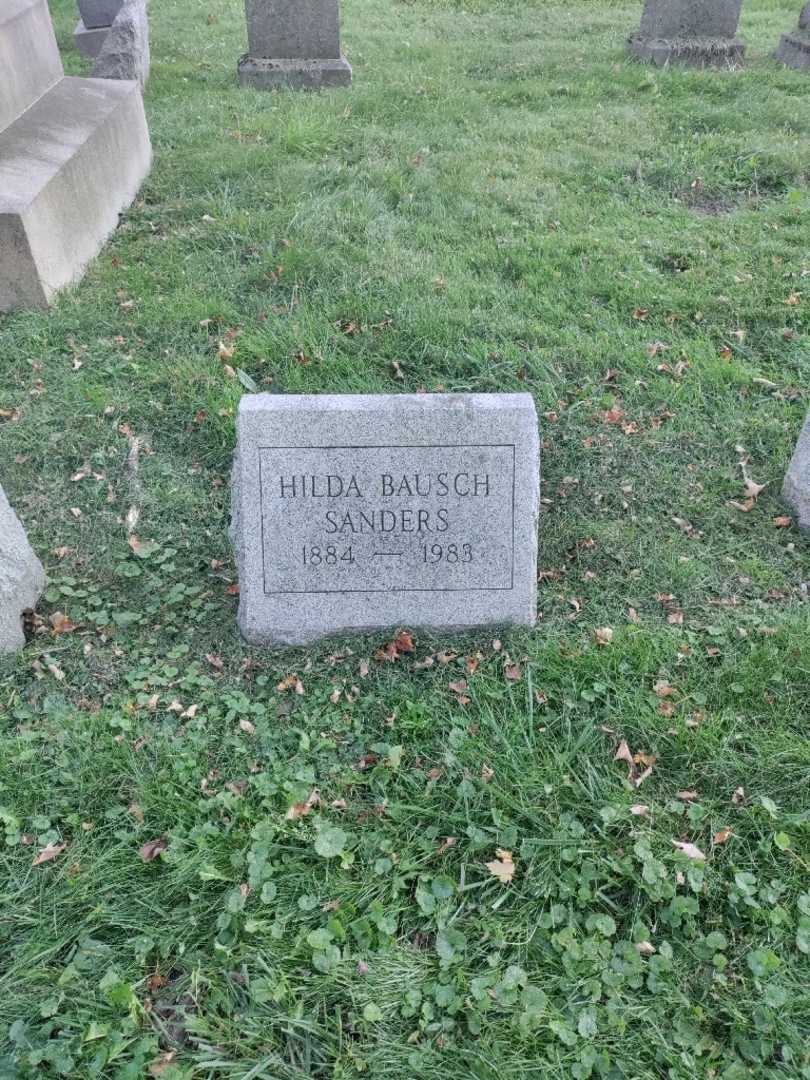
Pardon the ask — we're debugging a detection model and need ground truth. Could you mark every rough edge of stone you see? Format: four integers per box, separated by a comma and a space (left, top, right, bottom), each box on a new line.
74, 18, 109, 59
0, 486, 45, 654
91, 0, 150, 89
782, 411, 810, 532
776, 31, 810, 69
238, 55, 352, 90
627, 33, 745, 67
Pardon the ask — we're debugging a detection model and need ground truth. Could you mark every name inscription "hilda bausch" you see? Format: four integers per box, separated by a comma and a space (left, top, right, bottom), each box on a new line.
258, 444, 516, 594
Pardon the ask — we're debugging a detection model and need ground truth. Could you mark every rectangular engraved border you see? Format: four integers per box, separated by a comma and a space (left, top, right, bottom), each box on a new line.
258, 444, 516, 595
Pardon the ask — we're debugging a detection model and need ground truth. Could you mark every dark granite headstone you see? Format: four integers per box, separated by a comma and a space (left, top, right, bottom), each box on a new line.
238, 0, 351, 90
629, 0, 745, 67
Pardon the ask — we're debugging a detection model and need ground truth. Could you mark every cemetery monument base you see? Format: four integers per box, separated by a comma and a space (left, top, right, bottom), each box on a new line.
0, 0, 151, 312
238, 55, 352, 90
74, 19, 109, 58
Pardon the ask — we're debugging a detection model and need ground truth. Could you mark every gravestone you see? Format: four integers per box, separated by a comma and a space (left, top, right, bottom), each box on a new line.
628, 0, 745, 67
238, 0, 352, 90
75, 0, 123, 58
92, 0, 150, 88
776, 2, 810, 69
0, 484, 45, 654
783, 410, 810, 531
231, 394, 540, 645
0, 0, 151, 311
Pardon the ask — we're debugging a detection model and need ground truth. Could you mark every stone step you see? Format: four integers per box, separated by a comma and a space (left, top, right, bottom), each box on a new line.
0, 0, 64, 132
0, 76, 151, 311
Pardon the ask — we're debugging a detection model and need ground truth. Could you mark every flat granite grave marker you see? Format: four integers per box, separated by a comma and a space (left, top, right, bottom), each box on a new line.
238, 0, 352, 90
231, 394, 540, 645
628, 0, 745, 67
0, 483, 45, 654
783, 410, 810, 531
776, 2, 810, 69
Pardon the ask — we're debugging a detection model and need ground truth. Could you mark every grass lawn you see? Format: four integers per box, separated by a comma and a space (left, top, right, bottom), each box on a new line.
1, 0, 810, 1075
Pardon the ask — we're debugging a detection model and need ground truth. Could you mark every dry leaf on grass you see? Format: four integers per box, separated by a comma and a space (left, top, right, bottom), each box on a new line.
49, 611, 77, 635
286, 790, 321, 820
594, 627, 614, 646
672, 840, 706, 861
32, 842, 67, 866
139, 838, 168, 863
486, 848, 515, 884
374, 629, 415, 662
653, 680, 676, 698
614, 740, 634, 768
713, 828, 733, 845
149, 1052, 177, 1077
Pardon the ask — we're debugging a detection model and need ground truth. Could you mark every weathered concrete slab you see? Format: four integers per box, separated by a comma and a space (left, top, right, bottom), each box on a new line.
74, 18, 110, 59
77, 0, 124, 31
629, 0, 745, 67
0, 0, 63, 132
92, 0, 150, 88
0, 484, 45, 654
0, 77, 152, 311
783, 410, 810, 531
231, 394, 540, 645
777, 2, 810, 69
239, 0, 351, 90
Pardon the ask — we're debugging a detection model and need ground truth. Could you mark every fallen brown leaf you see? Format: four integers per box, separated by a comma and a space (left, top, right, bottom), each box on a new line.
139, 838, 168, 863
49, 611, 77, 635
672, 840, 706, 861
286, 789, 321, 820
32, 841, 67, 866
713, 827, 733, 845
485, 848, 515, 884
